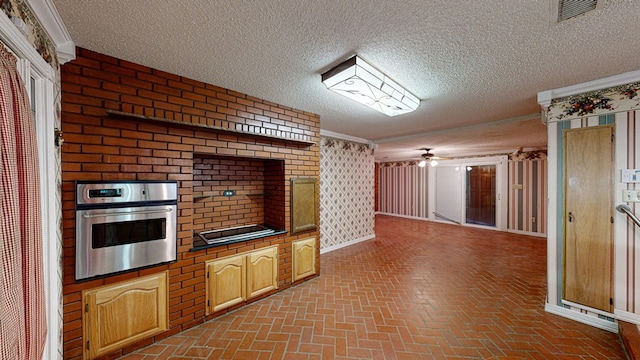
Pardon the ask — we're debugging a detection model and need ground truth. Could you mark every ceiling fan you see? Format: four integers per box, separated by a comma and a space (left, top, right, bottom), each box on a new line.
417, 148, 449, 167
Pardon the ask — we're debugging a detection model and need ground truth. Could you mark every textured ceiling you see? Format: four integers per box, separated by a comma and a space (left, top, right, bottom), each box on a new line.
52, 0, 640, 161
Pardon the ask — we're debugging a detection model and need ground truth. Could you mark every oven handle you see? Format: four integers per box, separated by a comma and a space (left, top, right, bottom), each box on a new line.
81, 207, 174, 218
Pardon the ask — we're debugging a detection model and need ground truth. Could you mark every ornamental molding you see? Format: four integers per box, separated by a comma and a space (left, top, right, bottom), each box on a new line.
2, 0, 75, 68
321, 135, 374, 154
538, 69, 640, 123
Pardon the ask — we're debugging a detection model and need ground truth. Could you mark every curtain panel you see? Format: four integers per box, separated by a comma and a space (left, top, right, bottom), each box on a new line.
0, 44, 46, 360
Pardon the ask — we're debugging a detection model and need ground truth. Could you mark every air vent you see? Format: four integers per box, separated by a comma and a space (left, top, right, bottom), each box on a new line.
556, 0, 599, 22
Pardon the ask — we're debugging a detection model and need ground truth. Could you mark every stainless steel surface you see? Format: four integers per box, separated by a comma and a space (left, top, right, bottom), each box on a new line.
616, 204, 640, 228
81, 208, 173, 218
196, 224, 276, 245
75, 181, 178, 280
76, 205, 177, 280
76, 181, 177, 205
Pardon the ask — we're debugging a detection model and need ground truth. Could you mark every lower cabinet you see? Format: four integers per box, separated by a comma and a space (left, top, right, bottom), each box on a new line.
82, 271, 168, 359
246, 246, 279, 298
206, 254, 246, 313
292, 237, 316, 282
206, 245, 278, 314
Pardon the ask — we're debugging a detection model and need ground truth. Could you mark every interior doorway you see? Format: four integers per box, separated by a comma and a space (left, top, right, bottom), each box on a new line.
431, 156, 507, 231
466, 165, 497, 227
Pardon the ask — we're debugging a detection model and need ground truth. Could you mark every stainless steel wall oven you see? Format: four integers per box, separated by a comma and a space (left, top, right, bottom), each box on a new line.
75, 181, 178, 280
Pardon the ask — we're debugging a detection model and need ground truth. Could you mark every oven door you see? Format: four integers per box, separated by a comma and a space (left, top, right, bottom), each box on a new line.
75, 204, 177, 280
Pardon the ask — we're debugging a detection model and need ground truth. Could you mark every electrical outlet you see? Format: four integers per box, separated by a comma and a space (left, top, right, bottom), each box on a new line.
222, 190, 235, 197
532, 217, 536, 223
622, 189, 640, 202
512, 184, 523, 190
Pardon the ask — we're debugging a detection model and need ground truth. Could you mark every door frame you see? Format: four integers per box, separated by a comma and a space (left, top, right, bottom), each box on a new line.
428, 155, 508, 231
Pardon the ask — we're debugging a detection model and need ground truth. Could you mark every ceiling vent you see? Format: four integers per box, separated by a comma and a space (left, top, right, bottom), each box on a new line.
555, 0, 600, 22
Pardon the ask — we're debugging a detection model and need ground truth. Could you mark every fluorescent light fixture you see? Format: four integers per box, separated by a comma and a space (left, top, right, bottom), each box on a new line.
321, 56, 420, 116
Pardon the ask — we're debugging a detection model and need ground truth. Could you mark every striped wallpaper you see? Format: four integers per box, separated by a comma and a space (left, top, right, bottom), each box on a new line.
378, 159, 547, 234
546, 106, 640, 324
378, 163, 428, 218
507, 159, 547, 235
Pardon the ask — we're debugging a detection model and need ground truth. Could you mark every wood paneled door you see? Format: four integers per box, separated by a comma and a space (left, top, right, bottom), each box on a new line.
563, 125, 614, 312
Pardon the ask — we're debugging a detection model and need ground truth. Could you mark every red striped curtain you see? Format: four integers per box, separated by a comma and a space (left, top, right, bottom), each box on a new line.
0, 45, 47, 359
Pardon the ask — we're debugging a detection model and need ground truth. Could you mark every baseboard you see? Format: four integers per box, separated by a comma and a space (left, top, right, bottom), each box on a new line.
615, 309, 640, 325
375, 212, 429, 221
506, 228, 547, 238
320, 234, 375, 254
545, 303, 618, 333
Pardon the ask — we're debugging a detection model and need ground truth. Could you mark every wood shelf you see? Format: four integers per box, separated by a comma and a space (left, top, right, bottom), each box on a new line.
106, 110, 315, 147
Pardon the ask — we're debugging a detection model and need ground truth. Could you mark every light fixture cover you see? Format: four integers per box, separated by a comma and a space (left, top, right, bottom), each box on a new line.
322, 56, 420, 116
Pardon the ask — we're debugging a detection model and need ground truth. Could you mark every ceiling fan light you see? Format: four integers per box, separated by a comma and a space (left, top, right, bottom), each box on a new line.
430, 159, 438, 167
418, 160, 427, 167
321, 55, 420, 117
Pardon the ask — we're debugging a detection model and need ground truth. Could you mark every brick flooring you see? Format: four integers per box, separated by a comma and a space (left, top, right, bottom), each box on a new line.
121, 215, 626, 359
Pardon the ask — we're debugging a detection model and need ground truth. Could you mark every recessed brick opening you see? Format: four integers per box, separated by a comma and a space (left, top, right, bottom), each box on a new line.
192, 154, 286, 233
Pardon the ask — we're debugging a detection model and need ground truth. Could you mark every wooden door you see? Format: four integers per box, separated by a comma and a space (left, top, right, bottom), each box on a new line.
83, 271, 168, 359
246, 246, 278, 298
563, 125, 614, 312
292, 237, 316, 282
207, 255, 246, 314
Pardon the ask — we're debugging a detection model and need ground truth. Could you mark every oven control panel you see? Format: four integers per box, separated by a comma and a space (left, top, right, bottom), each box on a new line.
76, 181, 177, 206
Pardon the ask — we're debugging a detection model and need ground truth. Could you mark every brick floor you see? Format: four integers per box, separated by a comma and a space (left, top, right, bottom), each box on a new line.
121, 215, 626, 359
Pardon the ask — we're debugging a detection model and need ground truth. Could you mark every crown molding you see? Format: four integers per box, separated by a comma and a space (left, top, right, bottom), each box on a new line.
537, 69, 640, 107
27, 0, 75, 64
320, 129, 374, 147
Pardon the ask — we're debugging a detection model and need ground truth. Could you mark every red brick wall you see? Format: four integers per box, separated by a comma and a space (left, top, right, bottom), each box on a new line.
61, 47, 320, 359
193, 155, 279, 231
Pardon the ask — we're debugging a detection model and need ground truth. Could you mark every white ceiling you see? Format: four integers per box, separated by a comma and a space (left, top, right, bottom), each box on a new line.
52, 0, 640, 162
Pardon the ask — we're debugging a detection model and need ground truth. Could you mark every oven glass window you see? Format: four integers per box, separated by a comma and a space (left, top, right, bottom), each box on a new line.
92, 218, 166, 248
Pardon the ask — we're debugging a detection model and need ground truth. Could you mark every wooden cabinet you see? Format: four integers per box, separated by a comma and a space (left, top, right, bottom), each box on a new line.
292, 237, 316, 282
247, 246, 278, 298
206, 254, 246, 313
291, 178, 318, 233
83, 271, 168, 359
206, 246, 278, 314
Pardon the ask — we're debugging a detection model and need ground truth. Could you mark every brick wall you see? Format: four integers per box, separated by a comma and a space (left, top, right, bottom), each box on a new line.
192, 155, 281, 231
61, 47, 320, 359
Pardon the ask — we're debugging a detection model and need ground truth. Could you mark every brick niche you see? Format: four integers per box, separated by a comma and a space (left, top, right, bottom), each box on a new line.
61, 47, 320, 359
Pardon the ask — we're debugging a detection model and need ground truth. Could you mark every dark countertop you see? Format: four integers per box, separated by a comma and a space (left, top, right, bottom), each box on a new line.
190, 227, 287, 251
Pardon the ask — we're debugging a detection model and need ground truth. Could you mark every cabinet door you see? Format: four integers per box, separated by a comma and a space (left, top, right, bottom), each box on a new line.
246, 246, 278, 299
292, 238, 316, 282
83, 271, 168, 359
206, 255, 246, 314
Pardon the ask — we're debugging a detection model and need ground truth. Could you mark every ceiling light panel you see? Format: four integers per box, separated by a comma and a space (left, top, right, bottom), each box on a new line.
322, 56, 420, 117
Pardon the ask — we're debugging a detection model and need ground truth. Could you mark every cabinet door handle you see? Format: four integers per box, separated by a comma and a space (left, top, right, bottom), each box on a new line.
568, 212, 574, 222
